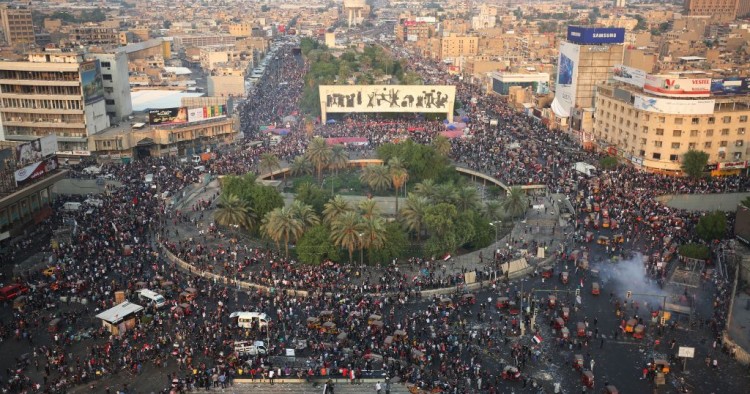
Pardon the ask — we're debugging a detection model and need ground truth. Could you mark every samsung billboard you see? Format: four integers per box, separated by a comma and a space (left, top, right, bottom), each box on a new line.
567, 26, 625, 45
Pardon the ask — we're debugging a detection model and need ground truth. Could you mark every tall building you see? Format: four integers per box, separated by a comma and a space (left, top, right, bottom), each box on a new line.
551, 26, 624, 140
684, 0, 739, 22
87, 51, 133, 123
0, 4, 34, 47
614, 0, 627, 7
0, 51, 111, 158
738, 0, 750, 17
440, 34, 479, 62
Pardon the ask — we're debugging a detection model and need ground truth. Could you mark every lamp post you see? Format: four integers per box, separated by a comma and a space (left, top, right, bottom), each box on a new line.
358, 233, 364, 265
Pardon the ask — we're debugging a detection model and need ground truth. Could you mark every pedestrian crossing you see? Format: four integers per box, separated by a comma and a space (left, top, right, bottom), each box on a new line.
227, 381, 412, 393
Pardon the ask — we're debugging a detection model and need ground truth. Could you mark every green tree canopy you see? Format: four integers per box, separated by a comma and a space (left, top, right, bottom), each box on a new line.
696, 211, 727, 242
681, 150, 709, 179
296, 224, 340, 265
295, 181, 332, 215
599, 156, 618, 170
368, 222, 409, 265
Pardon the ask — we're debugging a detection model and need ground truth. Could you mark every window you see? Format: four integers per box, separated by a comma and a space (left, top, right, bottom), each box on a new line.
734, 152, 743, 160
641, 138, 647, 145
736, 140, 744, 147
652, 152, 661, 159
655, 128, 664, 136
723, 116, 732, 123
705, 129, 714, 137
721, 129, 730, 135
103, 74, 112, 81
674, 118, 683, 125
708, 117, 716, 124
739, 128, 746, 135
639, 149, 646, 157
691, 117, 700, 125
669, 154, 679, 161
105, 99, 115, 105
654, 141, 663, 147
658, 117, 666, 123
671, 142, 680, 149
673, 130, 682, 137
643, 114, 650, 121
740, 116, 748, 123
690, 130, 699, 137
704, 142, 712, 148
720, 141, 728, 147
642, 126, 648, 134
688, 142, 697, 150
718, 151, 726, 159
101, 61, 111, 68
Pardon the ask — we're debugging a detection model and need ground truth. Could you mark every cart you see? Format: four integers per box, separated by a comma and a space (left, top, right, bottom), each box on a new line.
508, 301, 520, 315
592, 282, 600, 295
562, 307, 570, 321
576, 322, 586, 337
560, 327, 570, 339
495, 297, 509, 309
602, 385, 619, 394
554, 317, 565, 329
320, 310, 334, 322
633, 324, 645, 339
307, 317, 321, 330
573, 354, 584, 370
501, 366, 522, 381
548, 295, 557, 309
614, 234, 624, 243
561, 272, 569, 284
652, 359, 670, 374
460, 293, 476, 306
624, 318, 637, 333
597, 236, 609, 245
585, 231, 594, 242
582, 370, 594, 388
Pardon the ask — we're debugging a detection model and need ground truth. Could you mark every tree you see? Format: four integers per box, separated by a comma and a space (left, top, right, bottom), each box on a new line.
484, 200, 504, 222
359, 215, 387, 256
414, 179, 437, 201
681, 150, 709, 179
260, 153, 281, 179
306, 137, 332, 181
261, 207, 303, 257
400, 193, 428, 241
466, 211, 493, 249
433, 184, 458, 205
388, 157, 409, 215
502, 187, 528, 219
249, 185, 285, 222
455, 186, 480, 213
599, 156, 618, 170
368, 222, 409, 265
358, 198, 380, 219
432, 135, 452, 157
424, 203, 458, 239
296, 225, 340, 265
678, 243, 710, 260
323, 195, 353, 225
360, 165, 392, 193
289, 200, 320, 231
290, 156, 313, 177
214, 193, 256, 230
330, 211, 364, 262
329, 145, 350, 174
295, 181, 332, 214
696, 211, 727, 242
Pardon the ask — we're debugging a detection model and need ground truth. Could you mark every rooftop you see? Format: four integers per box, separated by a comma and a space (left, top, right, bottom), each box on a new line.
96, 301, 144, 324
131, 90, 205, 112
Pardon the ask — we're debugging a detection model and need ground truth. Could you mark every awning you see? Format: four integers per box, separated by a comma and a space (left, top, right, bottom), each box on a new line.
551, 98, 570, 118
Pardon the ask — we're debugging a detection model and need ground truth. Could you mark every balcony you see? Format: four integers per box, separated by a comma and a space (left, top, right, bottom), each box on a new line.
0, 79, 80, 87
2, 120, 85, 129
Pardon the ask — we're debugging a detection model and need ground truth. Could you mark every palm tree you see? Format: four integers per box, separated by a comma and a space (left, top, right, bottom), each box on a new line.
329, 145, 350, 174
414, 179, 437, 201
358, 198, 380, 220
433, 184, 458, 205
261, 207, 303, 258
323, 195, 353, 225
502, 186, 528, 220
214, 193, 256, 230
260, 153, 281, 180
432, 135, 452, 157
306, 137, 332, 181
388, 157, 409, 215
290, 156, 313, 177
360, 215, 387, 256
330, 211, 363, 262
455, 186, 480, 212
484, 200, 504, 222
289, 200, 320, 231
360, 165, 392, 193
400, 193, 428, 241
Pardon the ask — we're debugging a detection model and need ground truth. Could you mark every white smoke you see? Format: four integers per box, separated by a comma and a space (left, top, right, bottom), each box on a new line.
593, 253, 668, 308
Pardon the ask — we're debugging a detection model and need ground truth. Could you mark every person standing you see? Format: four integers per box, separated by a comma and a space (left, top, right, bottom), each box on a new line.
375, 381, 382, 393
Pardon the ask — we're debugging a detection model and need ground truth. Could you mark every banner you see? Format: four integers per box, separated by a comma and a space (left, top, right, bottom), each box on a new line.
16, 135, 58, 166
187, 105, 227, 122
567, 26, 625, 45
643, 75, 711, 98
552, 42, 580, 118
80, 60, 105, 105
320, 85, 456, 114
633, 94, 715, 115
149, 107, 188, 125
14, 156, 59, 187
710, 77, 750, 95
613, 65, 646, 88
718, 161, 747, 169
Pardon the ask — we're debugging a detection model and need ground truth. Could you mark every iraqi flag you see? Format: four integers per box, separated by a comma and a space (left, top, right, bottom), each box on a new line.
532, 334, 542, 344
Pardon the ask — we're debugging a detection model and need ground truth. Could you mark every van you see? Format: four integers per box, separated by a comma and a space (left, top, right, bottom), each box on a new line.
230, 311, 270, 330
0, 284, 29, 302
137, 289, 167, 309
63, 202, 82, 212
234, 340, 267, 356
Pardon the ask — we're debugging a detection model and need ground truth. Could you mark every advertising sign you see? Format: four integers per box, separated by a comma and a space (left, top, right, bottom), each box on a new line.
187, 105, 227, 122
644, 76, 711, 98
710, 77, 750, 95
14, 156, 59, 187
719, 161, 747, 169
613, 64, 647, 88
567, 26, 625, 45
15, 135, 58, 166
677, 347, 695, 358
148, 107, 188, 125
552, 42, 580, 118
319, 85, 456, 121
80, 60, 105, 105
633, 94, 715, 115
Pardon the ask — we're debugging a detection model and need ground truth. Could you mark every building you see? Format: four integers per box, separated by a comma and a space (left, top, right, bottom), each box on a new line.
342, 0, 368, 27
199, 45, 246, 71
87, 51, 133, 123
0, 51, 111, 158
684, 0, 739, 22
440, 34, 479, 62
739, 0, 750, 17
207, 67, 246, 97
173, 35, 236, 50
70, 26, 121, 46
593, 74, 750, 174
490, 72, 551, 96
228, 23, 253, 37
394, 21, 435, 43
0, 4, 34, 47
614, 0, 627, 7
551, 26, 625, 139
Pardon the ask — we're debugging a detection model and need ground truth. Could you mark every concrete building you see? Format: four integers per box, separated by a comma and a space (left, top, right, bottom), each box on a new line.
207, 66, 246, 97
440, 34, 479, 62
491, 72, 551, 96
623, 47, 658, 74
614, 0, 626, 7
228, 23, 253, 37
70, 26, 121, 46
684, 0, 739, 22
739, 0, 750, 17
173, 35, 236, 50
0, 4, 34, 47
342, 0, 368, 27
87, 51, 133, 123
199, 45, 246, 71
593, 81, 750, 174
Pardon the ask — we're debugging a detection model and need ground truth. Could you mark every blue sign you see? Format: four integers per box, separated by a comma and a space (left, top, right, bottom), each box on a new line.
567, 26, 625, 45
710, 77, 750, 95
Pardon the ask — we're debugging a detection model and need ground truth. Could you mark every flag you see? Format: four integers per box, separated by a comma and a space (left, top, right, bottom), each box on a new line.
532, 335, 542, 344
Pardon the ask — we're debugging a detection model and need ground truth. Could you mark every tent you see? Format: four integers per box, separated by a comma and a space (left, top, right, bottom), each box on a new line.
440, 130, 463, 139
447, 124, 457, 130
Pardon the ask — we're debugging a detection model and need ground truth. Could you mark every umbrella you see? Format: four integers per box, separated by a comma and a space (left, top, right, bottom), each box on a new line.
461, 116, 470, 122
447, 124, 456, 130
326, 119, 337, 124
443, 119, 450, 124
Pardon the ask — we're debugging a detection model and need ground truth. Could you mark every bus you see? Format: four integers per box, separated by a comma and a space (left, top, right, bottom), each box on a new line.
137, 289, 167, 308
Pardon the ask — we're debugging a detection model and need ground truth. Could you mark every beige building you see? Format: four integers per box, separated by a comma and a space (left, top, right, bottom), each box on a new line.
440, 34, 479, 61
69, 26, 121, 46
739, 0, 750, 17
208, 66, 246, 97
623, 48, 658, 74
0, 4, 34, 47
685, 0, 739, 21
594, 83, 750, 173
228, 23, 253, 37
199, 45, 247, 71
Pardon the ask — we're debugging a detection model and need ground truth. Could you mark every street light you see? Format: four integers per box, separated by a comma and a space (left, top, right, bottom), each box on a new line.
358, 233, 364, 265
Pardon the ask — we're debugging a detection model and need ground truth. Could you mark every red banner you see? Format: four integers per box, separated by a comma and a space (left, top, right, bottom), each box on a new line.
14, 156, 59, 187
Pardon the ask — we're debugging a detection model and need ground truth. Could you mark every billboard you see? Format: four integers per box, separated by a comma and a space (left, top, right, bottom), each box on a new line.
613, 64, 647, 88
80, 60, 105, 105
148, 107, 188, 125
552, 42, 580, 118
633, 94, 715, 115
643, 75, 711, 98
711, 77, 750, 95
14, 156, 59, 187
567, 26, 625, 45
188, 105, 228, 123
15, 134, 58, 166
319, 85, 456, 115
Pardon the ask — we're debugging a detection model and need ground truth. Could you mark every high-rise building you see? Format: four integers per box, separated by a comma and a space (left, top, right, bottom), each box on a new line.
684, 0, 739, 22
0, 51, 111, 157
738, 0, 750, 17
87, 51, 134, 123
0, 4, 35, 47
614, 0, 626, 7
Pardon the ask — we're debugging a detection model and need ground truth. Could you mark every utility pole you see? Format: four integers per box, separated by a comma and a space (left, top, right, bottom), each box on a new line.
726, 252, 740, 329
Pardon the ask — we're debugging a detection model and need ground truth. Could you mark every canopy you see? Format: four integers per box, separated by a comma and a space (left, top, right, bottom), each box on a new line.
551, 97, 571, 118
